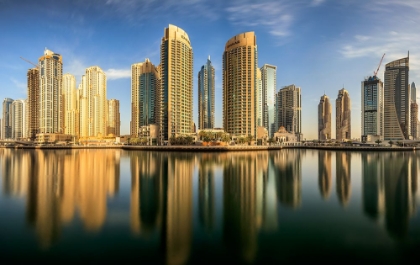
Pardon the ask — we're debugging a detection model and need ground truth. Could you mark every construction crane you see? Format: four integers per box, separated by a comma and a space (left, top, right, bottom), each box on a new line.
20, 56, 38, 68
373, 53, 385, 77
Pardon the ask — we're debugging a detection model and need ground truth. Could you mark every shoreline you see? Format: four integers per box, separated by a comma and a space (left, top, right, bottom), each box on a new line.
0, 145, 416, 152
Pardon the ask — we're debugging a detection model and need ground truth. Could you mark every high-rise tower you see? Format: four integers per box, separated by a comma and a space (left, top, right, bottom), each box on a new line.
131, 59, 159, 136
384, 56, 410, 140
62, 73, 78, 137
198, 56, 215, 129
11, 99, 27, 140
275, 84, 301, 135
39, 49, 63, 133
410, 82, 418, 139
80, 66, 107, 138
261, 64, 276, 137
336, 88, 351, 141
158, 24, 193, 143
361, 76, 383, 139
27, 68, 39, 140
318, 94, 331, 140
223, 32, 257, 137
2, 98, 14, 139
107, 99, 120, 136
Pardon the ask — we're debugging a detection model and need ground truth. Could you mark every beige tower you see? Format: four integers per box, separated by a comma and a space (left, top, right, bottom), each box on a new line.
39, 49, 63, 134
62, 74, 79, 137
336, 88, 351, 141
27, 68, 39, 140
11, 99, 27, 140
158, 25, 193, 144
223, 32, 257, 137
79, 66, 107, 138
318, 94, 331, 140
107, 99, 120, 136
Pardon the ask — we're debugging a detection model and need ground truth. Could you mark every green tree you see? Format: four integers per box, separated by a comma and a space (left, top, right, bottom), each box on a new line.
388, 140, 394, 147
375, 139, 382, 146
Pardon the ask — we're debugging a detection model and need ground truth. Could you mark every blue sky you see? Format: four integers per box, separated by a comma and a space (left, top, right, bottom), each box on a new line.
1, 0, 419, 139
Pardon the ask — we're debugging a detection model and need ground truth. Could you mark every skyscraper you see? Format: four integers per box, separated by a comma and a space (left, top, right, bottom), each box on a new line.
79, 66, 107, 138
11, 99, 27, 140
361, 76, 383, 139
27, 68, 39, 140
336, 88, 351, 141
62, 73, 78, 136
384, 56, 410, 140
39, 49, 63, 134
275, 84, 301, 135
318, 94, 331, 140
223, 32, 257, 137
2, 98, 14, 139
107, 99, 120, 136
256, 68, 263, 127
158, 24, 193, 144
198, 56, 215, 129
131, 59, 159, 136
410, 82, 418, 139
261, 64, 276, 137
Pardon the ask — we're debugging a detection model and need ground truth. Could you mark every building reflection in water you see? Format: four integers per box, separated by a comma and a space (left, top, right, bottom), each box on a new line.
197, 153, 215, 233
336, 151, 351, 206
130, 152, 194, 265
318, 151, 332, 199
1, 149, 120, 248
272, 150, 301, 208
361, 152, 418, 238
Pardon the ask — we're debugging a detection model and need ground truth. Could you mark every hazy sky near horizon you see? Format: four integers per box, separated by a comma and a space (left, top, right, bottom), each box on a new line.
1, 0, 419, 139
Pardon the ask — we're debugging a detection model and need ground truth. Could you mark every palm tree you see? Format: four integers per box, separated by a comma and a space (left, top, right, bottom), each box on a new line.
375, 139, 382, 146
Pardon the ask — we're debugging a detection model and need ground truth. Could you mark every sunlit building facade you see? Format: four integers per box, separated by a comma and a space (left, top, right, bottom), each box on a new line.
336, 88, 351, 141
158, 24, 193, 143
361, 76, 383, 139
223, 32, 257, 137
410, 82, 418, 139
275, 84, 301, 134
384, 56, 410, 140
318, 94, 331, 140
79, 66, 107, 138
39, 49, 63, 134
131, 59, 159, 136
107, 99, 120, 136
27, 68, 39, 140
198, 56, 215, 129
261, 64, 276, 137
11, 99, 27, 140
62, 73, 79, 137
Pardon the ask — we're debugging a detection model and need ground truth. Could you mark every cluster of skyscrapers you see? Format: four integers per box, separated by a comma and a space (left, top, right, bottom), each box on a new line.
131, 26, 302, 145
1, 49, 120, 141
318, 54, 419, 142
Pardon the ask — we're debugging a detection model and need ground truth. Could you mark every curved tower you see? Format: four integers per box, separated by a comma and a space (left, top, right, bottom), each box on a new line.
336, 88, 351, 141
223, 32, 257, 137
384, 56, 409, 140
318, 94, 331, 140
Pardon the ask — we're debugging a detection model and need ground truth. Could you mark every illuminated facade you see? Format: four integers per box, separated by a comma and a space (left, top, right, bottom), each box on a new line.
107, 99, 120, 136
384, 56, 410, 140
27, 68, 39, 140
318, 94, 331, 140
336, 88, 351, 141
62, 74, 79, 137
198, 56, 215, 129
275, 84, 301, 134
39, 49, 63, 134
80, 66, 107, 138
361, 76, 383, 139
11, 99, 27, 139
261, 64, 276, 137
158, 24, 193, 143
131, 59, 159, 136
223, 32, 257, 137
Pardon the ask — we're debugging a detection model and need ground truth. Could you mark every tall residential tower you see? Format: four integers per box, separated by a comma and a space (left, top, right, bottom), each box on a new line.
410, 82, 418, 139
336, 88, 351, 141
27, 68, 39, 139
198, 56, 215, 129
318, 94, 331, 140
261, 64, 276, 137
361, 76, 383, 139
275, 84, 301, 135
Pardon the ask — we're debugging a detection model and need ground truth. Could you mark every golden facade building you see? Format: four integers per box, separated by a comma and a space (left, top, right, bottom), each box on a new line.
384, 56, 410, 140
11, 99, 27, 140
107, 99, 120, 136
336, 88, 351, 141
318, 94, 331, 140
39, 49, 63, 134
159, 25, 193, 143
62, 74, 79, 137
80, 66, 107, 138
223, 32, 257, 137
131, 59, 159, 136
27, 68, 39, 140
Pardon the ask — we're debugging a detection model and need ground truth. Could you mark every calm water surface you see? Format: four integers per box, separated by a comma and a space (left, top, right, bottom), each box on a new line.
0, 149, 419, 263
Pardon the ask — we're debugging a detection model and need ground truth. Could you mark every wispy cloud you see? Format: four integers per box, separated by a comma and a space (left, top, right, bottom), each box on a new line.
11, 77, 26, 95
105, 68, 131, 80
